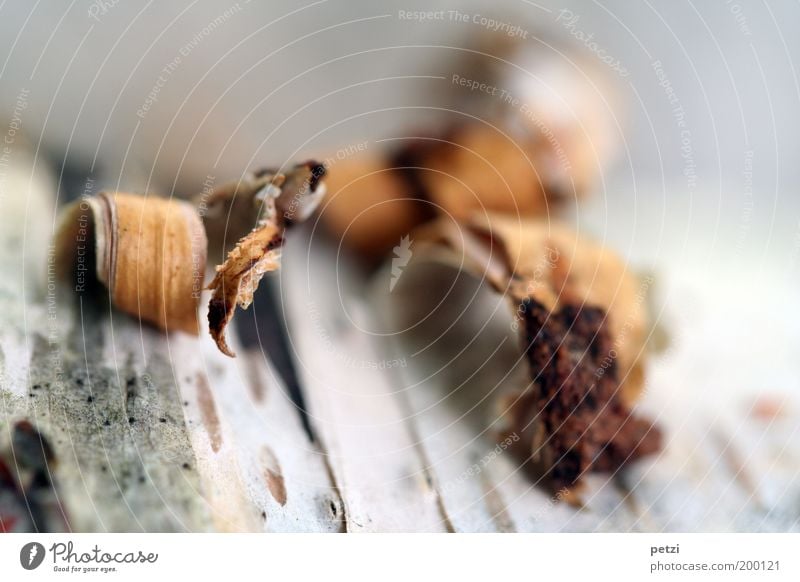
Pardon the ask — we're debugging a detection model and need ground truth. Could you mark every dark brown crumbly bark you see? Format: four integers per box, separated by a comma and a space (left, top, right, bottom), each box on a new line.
507, 298, 661, 490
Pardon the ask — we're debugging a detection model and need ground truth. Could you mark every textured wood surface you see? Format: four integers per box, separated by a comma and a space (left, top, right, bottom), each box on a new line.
0, 153, 338, 532
1, 152, 798, 532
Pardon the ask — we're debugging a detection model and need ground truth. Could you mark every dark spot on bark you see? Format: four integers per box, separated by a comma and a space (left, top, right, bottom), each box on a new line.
207, 298, 228, 334
12, 421, 55, 471
305, 161, 326, 193
264, 234, 284, 252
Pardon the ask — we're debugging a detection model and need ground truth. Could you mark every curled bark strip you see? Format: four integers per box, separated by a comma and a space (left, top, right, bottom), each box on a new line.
418, 215, 660, 492
206, 162, 326, 357
55, 193, 207, 335
421, 215, 649, 405
54, 161, 325, 355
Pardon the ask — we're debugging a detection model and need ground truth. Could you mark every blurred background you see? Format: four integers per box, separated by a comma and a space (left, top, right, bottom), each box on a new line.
1, 0, 799, 532
1, 0, 798, 292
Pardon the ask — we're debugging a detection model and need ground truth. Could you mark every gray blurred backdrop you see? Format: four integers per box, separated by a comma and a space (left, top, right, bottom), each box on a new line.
1, 0, 799, 300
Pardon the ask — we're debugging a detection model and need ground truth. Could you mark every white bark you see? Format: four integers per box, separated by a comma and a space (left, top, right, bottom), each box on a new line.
0, 152, 338, 532
281, 232, 449, 532
2, 150, 796, 532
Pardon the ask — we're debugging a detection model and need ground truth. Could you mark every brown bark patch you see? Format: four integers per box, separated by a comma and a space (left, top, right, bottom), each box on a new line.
196, 373, 222, 453
260, 447, 287, 506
